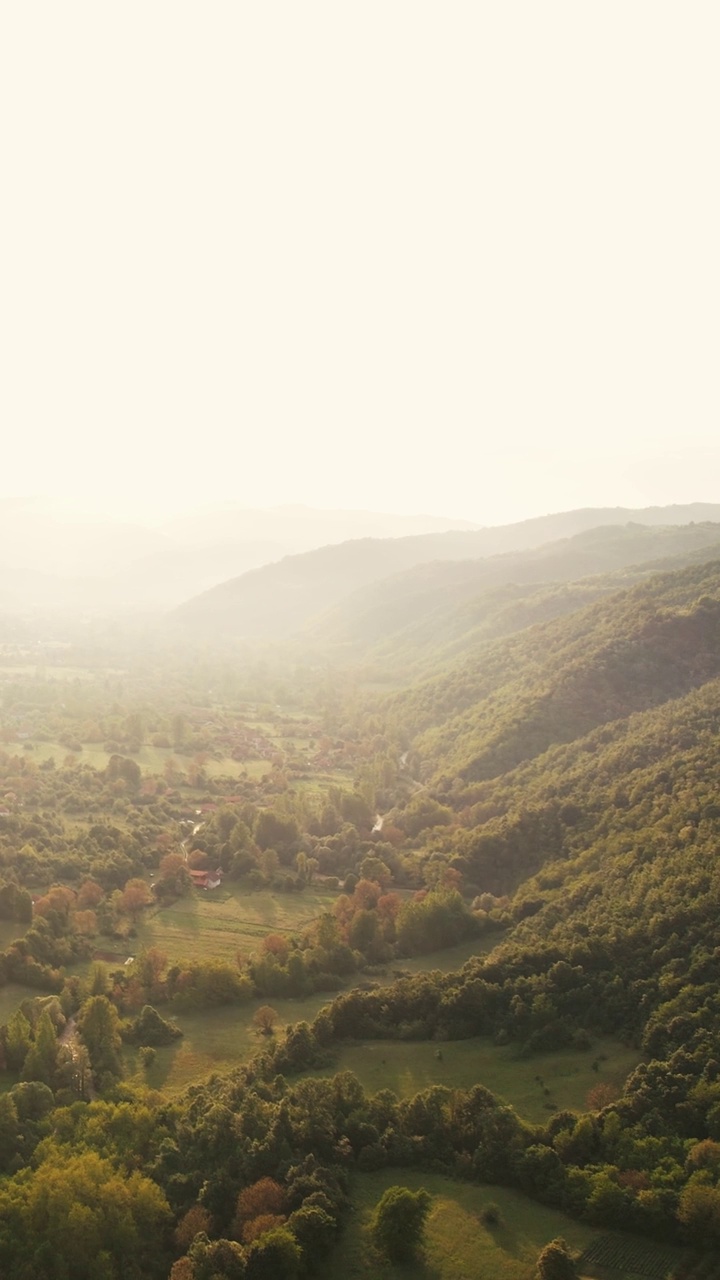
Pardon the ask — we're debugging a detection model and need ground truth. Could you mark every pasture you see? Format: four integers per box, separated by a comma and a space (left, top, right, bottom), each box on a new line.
306, 1035, 640, 1124
324, 1170, 594, 1280
324, 1170, 693, 1280
127, 992, 333, 1094
133, 883, 338, 965
389, 932, 503, 974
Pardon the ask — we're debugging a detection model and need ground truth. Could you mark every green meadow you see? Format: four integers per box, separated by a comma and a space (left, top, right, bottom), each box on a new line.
324, 1170, 691, 1280
127, 992, 333, 1094
133, 883, 338, 965
388, 932, 503, 974
306, 1036, 640, 1124
322, 1168, 657, 1280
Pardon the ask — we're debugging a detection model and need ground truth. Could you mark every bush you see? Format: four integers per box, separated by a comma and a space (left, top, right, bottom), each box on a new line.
481, 1201, 503, 1226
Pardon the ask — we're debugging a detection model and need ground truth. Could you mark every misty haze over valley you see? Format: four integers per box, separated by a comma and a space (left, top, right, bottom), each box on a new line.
2, 1, 720, 1276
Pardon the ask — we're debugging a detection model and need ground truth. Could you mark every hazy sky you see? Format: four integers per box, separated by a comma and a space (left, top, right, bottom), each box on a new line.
2, 3, 718, 526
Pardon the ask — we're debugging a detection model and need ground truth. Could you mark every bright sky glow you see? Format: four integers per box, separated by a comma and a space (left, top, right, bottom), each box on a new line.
1, 3, 718, 526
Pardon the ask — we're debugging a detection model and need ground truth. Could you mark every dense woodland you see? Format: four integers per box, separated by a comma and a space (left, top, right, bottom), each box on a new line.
1, 521, 720, 1277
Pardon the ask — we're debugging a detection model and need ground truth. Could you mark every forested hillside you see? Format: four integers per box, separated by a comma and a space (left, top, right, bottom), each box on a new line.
381, 560, 720, 785
305, 522, 720, 675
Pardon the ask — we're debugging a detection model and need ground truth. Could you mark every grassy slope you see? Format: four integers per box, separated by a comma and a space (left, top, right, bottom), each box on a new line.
304, 1036, 640, 1126
322, 1169, 679, 1280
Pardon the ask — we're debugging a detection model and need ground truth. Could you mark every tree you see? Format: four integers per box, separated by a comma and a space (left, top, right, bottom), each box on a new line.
132, 1004, 182, 1046
77, 878, 104, 909
234, 1178, 287, 1237
174, 1204, 213, 1251
245, 1226, 301, 1280
158, 852, 191, 898
371, 1185, 431, 1263
677, 1182, 720, 1246
4, 1008, 32, 1071
22, 1010, 59, 1088
0, 1094, 20, 1172
253, 1006, 279, 1037
535, 1237, 577, 1280
120, 877, 153, 921
0, 1149, 171, 1278
78, 995, 123, 1084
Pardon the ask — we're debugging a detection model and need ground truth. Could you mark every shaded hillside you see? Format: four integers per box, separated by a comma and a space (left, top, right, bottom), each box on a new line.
303, 522, 720, 672
380, 560, 720, 785
171, 504, 720, 639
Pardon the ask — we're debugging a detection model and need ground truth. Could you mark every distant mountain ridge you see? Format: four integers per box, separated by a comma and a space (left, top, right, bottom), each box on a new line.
172, 504, 720, 640
0, 499, 476, 614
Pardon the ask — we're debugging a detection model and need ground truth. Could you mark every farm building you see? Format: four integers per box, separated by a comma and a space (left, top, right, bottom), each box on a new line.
189, 868, 223, 890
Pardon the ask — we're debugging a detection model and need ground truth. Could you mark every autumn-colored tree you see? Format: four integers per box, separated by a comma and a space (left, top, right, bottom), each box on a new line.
169, 1260, 194, 1280
585, 1082, 619, 1111
262, 933, 290, 964
77, 878, 104, 909
72, 909, 98, 936
687, 1139, 720, 1173
235, 1177, 287, 1226
119, 877, 154, 920
352, 879, 382, 910
253, 1006, 279, 1037
34, 885, 76, 919
159, 851, 185, 878
174, 1204, 213, 1251
242, 1212, 286, 1243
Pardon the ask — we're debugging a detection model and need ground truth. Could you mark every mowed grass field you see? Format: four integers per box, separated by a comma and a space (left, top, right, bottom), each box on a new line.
134, 883, 338, 965
306, 1036, 640, 1124
323, 1169, 599, 1280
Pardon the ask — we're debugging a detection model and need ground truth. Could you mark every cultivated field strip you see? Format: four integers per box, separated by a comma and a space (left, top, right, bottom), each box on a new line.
580, 1233, 685, 1278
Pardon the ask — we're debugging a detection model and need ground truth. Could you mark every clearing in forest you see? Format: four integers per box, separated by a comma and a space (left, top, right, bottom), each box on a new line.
306, 1035, 641, 1124
323, 1169, 683, 1280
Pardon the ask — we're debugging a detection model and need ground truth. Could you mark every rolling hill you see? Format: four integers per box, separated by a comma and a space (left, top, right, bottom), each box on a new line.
171, 504, 720, 640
